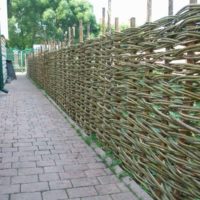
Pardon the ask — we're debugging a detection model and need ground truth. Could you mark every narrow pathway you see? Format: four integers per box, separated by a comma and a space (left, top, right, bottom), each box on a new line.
0, 75, 137, 200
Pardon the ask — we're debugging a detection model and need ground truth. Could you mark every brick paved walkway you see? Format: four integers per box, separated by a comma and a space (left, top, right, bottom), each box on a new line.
0, 75, 138, 200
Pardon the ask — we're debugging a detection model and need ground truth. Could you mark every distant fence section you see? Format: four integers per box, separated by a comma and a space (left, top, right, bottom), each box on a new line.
7, 48, 33, 72
28, 5, 200, 200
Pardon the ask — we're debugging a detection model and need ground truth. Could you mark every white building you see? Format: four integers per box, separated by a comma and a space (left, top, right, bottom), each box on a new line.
0, 0, 9, 39
0, 0, 8, 90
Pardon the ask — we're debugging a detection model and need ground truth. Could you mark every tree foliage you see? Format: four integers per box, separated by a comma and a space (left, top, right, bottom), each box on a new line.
8, 0, 99, 49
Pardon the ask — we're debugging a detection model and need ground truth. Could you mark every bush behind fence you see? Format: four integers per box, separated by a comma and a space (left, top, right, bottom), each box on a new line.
28, 5, 200, 200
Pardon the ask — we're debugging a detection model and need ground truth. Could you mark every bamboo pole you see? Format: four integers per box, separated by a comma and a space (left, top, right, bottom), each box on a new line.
130, 17, 136, 28
79, 20, 83, 43
102, 7, 106, 35
147, 0, 152, 22
115, 17, 119, 32
168, 0, 173, 16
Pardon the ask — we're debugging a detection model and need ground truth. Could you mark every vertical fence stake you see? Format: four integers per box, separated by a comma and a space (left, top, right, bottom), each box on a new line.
115, 17, 119, 32
190, 0, 197, 4
68, 27, 71, 47
79, 20, 83, 43
168, 0, 173, 16
147, 0, 152, 22
107, 0, 112, 33
130, 17, 136, 28
87, 23, 90, 40
102, 7, 106, 35
71, 26, 75, 44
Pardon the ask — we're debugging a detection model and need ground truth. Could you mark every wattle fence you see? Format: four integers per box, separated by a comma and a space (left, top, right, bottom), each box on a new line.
28, 5, 200, 200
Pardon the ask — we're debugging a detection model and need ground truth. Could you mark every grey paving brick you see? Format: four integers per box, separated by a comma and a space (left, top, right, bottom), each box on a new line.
19, 146, 38, 151
0, 194, 9, 200
39, 173, 59, 181
35, 150, 50, 155
95, 184, 121, 195
0, 169, 17, 176
11, 192, 42, 200
12, 175, 38, 184
82, 195, 112, 200
85, 169, 106, 177
87, 163, 106, 169
111, 192, 138, 200
21, 182, 49, 192
37, 160, 55, 167
60, 171, 86, 180
0, 177, 10, 185
64, 164, 88, 171
0, 185, 20, 194
42, 154, 60, 161
67, 186, 97, 198
44, 166, 64, 173
49, 180, 72, 190
0, 163, 11, 169
13, 142, 32, 147
2, 156, 19, 163
20, 155, 41, 162
18, 167, 43, 175
12, 161, 36, 168
71, 177, 99, 187
43, 190, 68, 200
98, 175, 119, 184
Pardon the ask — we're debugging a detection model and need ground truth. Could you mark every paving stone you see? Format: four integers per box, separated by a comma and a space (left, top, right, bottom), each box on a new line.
67, 186, 97, 198
98, 175, 119, 184
82, 195, 112, 200
95, 184, 121, 195
37, 160, 55, 167
11, 192, 42, 200
71, 177, 99, 187
21, 182, 49, 192
0, 185, 20, 194
64, 164, 88, 171
0, 169, 17, 176
12, 161, 36, 168
85, 169, 107, 177
0, 177, 10, 185
12, 175, 38, 184
39, 173, 60, 181
111, 192, 138, 200
0, 163, 11, 169
49, 180, 72, 189
60, 171, 86, 180
0, 194, 9, 200
44, 166, 64, 173
18, 167, 43, 175
43, 190, 68, 200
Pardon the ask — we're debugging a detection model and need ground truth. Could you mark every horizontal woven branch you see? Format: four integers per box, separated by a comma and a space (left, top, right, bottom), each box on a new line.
28, 5, 200, 200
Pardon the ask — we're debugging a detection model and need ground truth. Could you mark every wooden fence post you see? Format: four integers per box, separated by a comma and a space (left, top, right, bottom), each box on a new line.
107, 0, 112, 33
130, 17, 136, 28
71, 26, 75, 44
168, 0, 173, 16
68, 27, 71, 46
87, 23, 90, 39
115, 17, 119, 32
190, 0, 197, 4
147, 0, 152, 22
79, 20, 83, 43
102, 7, 106, 35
